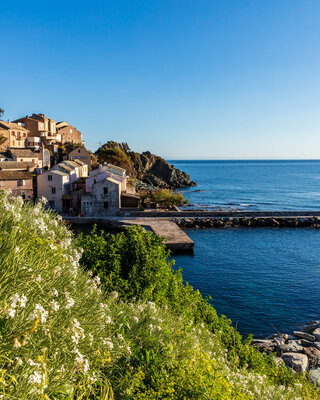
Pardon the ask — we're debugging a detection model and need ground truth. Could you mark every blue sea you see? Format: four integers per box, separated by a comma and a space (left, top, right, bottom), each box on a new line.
169, 160, 320, 338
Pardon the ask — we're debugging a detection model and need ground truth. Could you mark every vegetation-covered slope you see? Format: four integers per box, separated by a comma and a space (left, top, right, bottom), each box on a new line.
0, 191, 318, 399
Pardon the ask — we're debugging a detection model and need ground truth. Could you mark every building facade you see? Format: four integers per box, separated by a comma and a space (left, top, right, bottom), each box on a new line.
56, 122, 82, 144
0, 170, 33, 200
68, 147, 91, 169
13, 113, 60, 152
10, 147, 50, 169
81, 177, 121, 216
0, 121, 29, 151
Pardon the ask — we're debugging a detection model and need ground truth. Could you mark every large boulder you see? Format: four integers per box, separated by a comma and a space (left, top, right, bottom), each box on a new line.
312, 328, 320, 341
293, 331, 316, 342
281, 353, 309, 372
280, 341, 304, 354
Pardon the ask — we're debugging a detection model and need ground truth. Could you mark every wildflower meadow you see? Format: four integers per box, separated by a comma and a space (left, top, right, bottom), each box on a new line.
0, 190, 318, 399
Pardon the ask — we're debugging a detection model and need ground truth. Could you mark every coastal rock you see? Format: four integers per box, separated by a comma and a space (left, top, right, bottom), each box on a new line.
251, 339, 275, 353
309, 368, 320, 385
274, 356, 285, 367
280, 341, 304, 354
281, 352, 309, 372
312, 328, 320, 341
303, 347, 320, 368
301, 339, 313, 347
273, 336, 286, 347
131, 151, 196, 189
293, 331, 316, 342
312, 342, 320, 351
301, 322, 320, 334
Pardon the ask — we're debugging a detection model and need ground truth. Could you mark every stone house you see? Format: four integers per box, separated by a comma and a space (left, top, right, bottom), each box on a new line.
68, 147, 91, 169
10, 147, 50, 169
0, 121, 29, 151
0, 170, 33, 200
81, 177, 121, 216
56, 122, 82, 144
13, 113, 60, 152
81, 163, 140, 216
86, 163, 127, 193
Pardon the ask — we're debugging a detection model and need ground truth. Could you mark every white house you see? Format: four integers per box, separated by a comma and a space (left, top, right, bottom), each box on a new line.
37, 159, 88, 212
86, 163, 127, 193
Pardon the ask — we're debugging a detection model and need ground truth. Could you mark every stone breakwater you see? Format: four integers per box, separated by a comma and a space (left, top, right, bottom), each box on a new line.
252, 321, 320, 383
174, 216, 320, 229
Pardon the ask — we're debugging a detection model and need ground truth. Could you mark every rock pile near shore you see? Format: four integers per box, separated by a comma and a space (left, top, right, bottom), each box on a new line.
175, 216, 320, 229
252, 321, 320, 383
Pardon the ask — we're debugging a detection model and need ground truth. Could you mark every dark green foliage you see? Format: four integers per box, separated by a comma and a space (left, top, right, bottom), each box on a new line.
95, 141, 135, 176
0, 108, 4, 118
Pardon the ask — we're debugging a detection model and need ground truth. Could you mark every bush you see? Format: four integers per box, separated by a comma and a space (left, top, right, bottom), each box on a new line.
77, 225, 319, 394
150, 189, 188, 208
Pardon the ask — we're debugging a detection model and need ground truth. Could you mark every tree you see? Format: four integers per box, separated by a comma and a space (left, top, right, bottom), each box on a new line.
0, 108, 4, 119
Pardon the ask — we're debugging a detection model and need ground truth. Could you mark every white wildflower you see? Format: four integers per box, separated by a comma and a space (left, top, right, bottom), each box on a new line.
30, 304, 48, 323
65, 292, 75, 309
50, 300, 59, 312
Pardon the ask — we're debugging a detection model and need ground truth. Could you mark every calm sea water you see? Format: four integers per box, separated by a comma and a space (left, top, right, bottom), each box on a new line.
170, 159, 320, 211
169, 160, 320, 337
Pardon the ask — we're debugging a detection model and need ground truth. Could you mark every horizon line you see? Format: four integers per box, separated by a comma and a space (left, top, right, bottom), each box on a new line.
165, 157, 320, 161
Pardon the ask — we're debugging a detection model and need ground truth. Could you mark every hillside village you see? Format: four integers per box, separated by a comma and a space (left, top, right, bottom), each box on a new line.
0, 113, 140, 215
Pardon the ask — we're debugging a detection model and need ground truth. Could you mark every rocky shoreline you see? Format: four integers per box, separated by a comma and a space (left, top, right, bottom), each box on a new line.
252, 321, 320, 383
174, 216, 320, 229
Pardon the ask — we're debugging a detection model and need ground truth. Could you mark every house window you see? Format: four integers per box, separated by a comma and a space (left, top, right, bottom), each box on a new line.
104, 187, 108, 195
21, 191, 25, 199
48, 200, 55, 209
48, 175, 52, 181
104, 201, 108, 209
17, 180, 24, 187
51, 187, 56, 194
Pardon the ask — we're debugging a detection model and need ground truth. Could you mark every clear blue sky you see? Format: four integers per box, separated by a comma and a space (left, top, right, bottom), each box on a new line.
1, 0, 320, 159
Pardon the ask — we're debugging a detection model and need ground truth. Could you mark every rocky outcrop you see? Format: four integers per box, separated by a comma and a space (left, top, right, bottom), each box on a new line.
130, 151, 196, 190
252, 320, 320, 383
95, 142, 196, 190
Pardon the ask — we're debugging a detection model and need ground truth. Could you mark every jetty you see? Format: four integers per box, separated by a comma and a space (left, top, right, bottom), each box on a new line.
64, 210, 320, 254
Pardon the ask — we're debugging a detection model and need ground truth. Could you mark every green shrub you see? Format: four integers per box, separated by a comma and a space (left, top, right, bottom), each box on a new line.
150, 189, 188, 207
77, 225, 319, 393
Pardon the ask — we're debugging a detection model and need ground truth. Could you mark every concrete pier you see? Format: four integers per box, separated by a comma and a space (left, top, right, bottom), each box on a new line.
115, 218, 194, 252
64, 216, 194, 253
